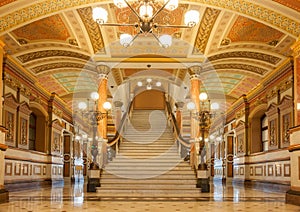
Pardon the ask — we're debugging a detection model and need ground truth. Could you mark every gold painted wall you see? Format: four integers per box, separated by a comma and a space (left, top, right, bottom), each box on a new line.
133, 90, 165, 110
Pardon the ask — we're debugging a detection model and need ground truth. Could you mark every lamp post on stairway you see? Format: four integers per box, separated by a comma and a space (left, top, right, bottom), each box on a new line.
188, 92, 219, 192
77, 92, 111, 192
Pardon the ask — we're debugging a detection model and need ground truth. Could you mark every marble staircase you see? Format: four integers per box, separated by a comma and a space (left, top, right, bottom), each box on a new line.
97, 110, 199, 197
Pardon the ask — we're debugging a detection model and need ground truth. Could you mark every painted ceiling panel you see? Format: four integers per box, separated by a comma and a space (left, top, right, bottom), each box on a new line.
12, 15, 70, 41
0, 0, 15, 7
273, 0, 300, 12
227, 16, 284, 43
0, 1, 298, 110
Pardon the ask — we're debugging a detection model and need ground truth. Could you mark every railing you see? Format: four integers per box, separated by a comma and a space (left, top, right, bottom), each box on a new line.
165, 101, 191, 159
102, 100, 134, 166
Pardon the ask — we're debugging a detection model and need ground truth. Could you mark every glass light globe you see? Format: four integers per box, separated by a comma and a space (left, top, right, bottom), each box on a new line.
146, 84, 152, 90
92, 7, 108, 24
211, 102, 220, 110
103, 101, 112, 110
78, 102, 87, 110
114, 0, 128, 8
187, 102, 196, 110
146, 78, 152, 83
137, 81, 143, 87
156, 81, 162, 87
90, 92, 99, 101
120, 33, 133, 47
164, 0, 178, 11
159, 34, 172, 48
199, 92, 208, 101
139, 4, 153, 18
184, 10, 200, 27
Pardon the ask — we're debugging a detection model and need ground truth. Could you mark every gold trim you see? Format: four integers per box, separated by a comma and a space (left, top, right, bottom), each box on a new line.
0, 143, 8, 151
288, 144, 300, 152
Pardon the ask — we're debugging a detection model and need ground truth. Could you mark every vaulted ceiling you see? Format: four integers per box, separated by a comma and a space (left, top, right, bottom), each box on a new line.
0, 0, 299, 110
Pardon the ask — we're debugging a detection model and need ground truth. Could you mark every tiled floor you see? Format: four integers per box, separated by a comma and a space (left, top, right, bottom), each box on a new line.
0, 181, 300, 212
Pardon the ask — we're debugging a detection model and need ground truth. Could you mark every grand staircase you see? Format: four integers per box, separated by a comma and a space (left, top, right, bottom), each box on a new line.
96, 110, 200, 197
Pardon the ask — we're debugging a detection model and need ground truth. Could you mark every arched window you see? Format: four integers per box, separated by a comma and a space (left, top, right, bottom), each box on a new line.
29, 113, 37, 150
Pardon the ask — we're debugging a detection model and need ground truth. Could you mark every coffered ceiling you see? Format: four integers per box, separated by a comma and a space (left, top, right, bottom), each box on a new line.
0, 0, 299, 110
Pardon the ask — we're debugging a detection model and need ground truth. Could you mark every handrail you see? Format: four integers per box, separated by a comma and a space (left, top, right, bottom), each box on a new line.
165, 101, 190, 148
107, 100, 134, 147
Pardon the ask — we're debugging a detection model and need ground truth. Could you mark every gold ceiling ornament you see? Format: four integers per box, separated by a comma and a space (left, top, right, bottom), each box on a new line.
92, 0, 200, 48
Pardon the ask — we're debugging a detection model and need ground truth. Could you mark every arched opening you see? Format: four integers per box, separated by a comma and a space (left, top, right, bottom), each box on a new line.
29, 107, 47, 153
249, 106, 267, 153
133, 90, 165, 110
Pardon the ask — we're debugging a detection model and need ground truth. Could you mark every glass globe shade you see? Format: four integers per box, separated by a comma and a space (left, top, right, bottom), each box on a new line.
199, 92, 208, 101
114, 0, 128, 8
137, 81, 143, 87
211, 102, 220, 110
90, 92, 99, 101
146, 84, 152, 90
103, 101, 112, 110
164, 0, 178, 11
156, 81, 162, 87
78, 102, 87, 110
92, 7, 108, 24
184, 10, 200, 27
159, 34, 172, 48
187, 102, 196, 110
139, 4, 153, 18
120, 33, 133, 47
146, 78, 152, 83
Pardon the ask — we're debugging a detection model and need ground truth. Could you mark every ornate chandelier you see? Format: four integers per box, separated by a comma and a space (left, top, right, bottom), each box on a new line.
92, 0, 200, 48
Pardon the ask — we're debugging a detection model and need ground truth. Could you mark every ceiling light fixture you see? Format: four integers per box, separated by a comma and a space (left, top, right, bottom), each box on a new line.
92, 0, 200, 48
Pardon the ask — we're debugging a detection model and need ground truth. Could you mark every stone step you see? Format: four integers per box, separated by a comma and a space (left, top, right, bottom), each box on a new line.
101, 174, 196, 180
100, 179, 197, 184
104, 165, 193, 171
100, 184, 196, 189
96, 189, 201, 197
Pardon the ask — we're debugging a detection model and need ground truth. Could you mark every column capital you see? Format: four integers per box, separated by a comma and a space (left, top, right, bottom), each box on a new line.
96, 64, 110, 80
175, 102, 184, 109
114, 101, 123, 108
189, 65, 202, 79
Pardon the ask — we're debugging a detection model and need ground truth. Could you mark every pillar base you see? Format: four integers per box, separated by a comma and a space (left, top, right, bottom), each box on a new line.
0, 189, 9, 203
196, 170, 210, 192
286, 190, 300, 206
87, 169, 101, 192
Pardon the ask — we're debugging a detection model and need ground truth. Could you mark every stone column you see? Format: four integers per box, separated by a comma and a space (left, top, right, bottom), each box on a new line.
190, 72, 201, 138
97, 65, 110, 140
0, 40, 8, 203
286, 38, 300, 205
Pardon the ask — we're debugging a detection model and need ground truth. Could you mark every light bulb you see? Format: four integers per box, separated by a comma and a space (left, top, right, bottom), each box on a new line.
184, 10, 200, 27
92, 7, 108, 24
90, 92, 99, 101
103, 101, 112, 110
159, 34, 172, 48
78, 102, 87, 110
199, 92, 208, 101
164, 0, 178, 11
120, 33, 133, 47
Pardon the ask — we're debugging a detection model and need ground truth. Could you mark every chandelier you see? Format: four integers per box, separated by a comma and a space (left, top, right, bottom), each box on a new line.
92, 0, 200, 48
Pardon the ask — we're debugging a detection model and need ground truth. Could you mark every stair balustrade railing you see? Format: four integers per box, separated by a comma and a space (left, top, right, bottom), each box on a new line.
165, 101, 191, 161
103, 101, 134, 166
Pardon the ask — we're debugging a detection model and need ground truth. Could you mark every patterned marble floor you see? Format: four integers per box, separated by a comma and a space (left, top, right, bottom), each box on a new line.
0, 181, 299, 212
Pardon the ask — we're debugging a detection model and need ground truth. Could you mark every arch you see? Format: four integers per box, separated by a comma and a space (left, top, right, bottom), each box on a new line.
29, 102, 48, 153
248, 103, 268, 153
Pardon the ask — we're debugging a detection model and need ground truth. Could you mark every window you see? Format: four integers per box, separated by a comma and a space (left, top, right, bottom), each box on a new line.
29, 113, 36, 150
261, 114, 268, 151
